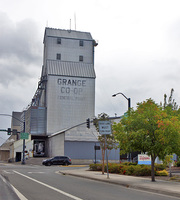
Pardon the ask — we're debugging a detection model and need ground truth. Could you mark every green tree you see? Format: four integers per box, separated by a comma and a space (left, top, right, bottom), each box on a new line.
113, 99, 180, 181
163, 88, 178, 110
94, 113, 117, 174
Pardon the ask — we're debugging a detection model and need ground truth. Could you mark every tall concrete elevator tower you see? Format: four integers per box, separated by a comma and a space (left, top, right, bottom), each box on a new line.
40, 28, 98, 135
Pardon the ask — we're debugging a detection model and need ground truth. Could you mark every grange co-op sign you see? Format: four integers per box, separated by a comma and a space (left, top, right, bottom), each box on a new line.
138, 154, 151, 165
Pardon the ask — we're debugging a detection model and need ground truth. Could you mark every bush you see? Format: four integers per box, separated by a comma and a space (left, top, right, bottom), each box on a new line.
156, 170, 168, 176
89, 164, 102, 171
105, 163, 126, 174
123, 162, 137, 166
154, 164, 166, 171
126, 165, 135, 175
89, 162, 165, 176
133, 165, 151, 176
174, 161, 180, 167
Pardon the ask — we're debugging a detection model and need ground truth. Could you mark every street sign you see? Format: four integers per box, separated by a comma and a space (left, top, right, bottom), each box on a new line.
98, 121, 111, 135
20, 132, 29, 140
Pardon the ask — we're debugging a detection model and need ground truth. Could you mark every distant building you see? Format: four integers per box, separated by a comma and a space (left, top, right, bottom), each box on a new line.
0, 28, 120, 163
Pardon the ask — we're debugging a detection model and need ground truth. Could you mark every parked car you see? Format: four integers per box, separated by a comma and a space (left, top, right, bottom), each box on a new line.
42, 156, 72, 166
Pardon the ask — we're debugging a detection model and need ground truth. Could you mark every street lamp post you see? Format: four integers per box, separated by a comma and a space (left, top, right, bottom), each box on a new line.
112, 92, 131, 162
112, 92, 131, 112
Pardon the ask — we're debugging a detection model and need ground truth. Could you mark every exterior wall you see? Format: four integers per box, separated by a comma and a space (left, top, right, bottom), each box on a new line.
0, 150, 9, 161
30, 107, 46, 135
11, 112, 22, 132
48, 133, 65, 157
65, 141, 120, 161
43, 28, 96, 136
44, 36, 94, 64
13, 137, 33, 161
25, 106, 46, 136
46, 76, 95, 134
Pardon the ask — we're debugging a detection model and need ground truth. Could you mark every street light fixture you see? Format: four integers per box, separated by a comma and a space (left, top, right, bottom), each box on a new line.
112, 92, 131, 162
112, 92, 131, 111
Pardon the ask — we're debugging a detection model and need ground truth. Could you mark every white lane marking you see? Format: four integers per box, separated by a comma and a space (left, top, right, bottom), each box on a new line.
11, 185, 28, 200
13, 170, 83, 200
3, 170, 14, 174
0, 174, 8, 184
0, 175, 28, 200
28, 172, 45, 174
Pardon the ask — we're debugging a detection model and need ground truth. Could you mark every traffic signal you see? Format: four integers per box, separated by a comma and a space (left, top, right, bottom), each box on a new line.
12, 129, 17, 135
93, 118, 98, 126
7, 128, 11, 135
86, 118, 90, 129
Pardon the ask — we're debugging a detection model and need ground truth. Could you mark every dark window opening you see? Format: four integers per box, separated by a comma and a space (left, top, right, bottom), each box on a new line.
57, 38, 61, 44
79, 55, 83, 62
56, 53, 61, 60
79, 40, 84, 46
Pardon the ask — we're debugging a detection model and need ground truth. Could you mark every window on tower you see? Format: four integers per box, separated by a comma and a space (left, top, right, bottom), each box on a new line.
57, 38, 61, 44
79, 55, 83, 62
79, 40, 84, 46
56, 53, 61, 60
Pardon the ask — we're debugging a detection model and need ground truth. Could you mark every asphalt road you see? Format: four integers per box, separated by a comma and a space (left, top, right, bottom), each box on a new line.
0, 164, 179, 200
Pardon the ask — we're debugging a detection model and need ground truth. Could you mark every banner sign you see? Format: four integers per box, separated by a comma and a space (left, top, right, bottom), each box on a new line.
138, 154, 151, 165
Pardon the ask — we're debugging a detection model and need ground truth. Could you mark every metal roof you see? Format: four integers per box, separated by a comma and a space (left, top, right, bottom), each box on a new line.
49, 123, 99, 142
45, 60, 96, 78
65, 123, 99, 142
44, 28, 93, 41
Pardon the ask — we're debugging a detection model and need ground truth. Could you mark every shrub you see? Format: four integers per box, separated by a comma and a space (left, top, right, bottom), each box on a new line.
126, 165, 135, 175
156, 170, 168, 176
133, 165, 151, 176
123, 162, 137, 166
89, 164, 102, 171
89, 162, 165, 176
154, 164, 166, 171
105, 163, 126, 174
174, 161, 180, 167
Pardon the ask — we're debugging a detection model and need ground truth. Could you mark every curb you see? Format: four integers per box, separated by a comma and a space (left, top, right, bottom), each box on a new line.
59, 171, 180, 199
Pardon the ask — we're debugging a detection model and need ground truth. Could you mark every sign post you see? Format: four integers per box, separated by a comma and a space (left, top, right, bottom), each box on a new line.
98, 121, 111, 179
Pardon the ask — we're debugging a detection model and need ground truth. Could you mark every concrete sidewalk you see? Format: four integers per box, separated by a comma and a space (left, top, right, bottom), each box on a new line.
60, 167, 180, 199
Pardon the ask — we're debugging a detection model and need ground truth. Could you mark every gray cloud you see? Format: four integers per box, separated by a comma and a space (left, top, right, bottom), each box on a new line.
0, 12, 42, 143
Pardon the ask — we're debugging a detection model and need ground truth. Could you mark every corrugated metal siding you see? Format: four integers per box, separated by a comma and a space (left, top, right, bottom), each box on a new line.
45, 28, 93, 40
64, 141, 101, 159
64, 141, 120, 160
46, 60, 96, 78
30, 107, 46, 135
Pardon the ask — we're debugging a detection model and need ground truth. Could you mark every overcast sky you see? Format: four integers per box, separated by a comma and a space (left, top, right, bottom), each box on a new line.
1, 0, 180, 144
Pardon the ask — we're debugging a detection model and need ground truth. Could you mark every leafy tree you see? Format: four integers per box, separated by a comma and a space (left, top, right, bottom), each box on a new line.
163, 88, 178, 110
94, 113, 117, 174
113, 99, 180, 181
